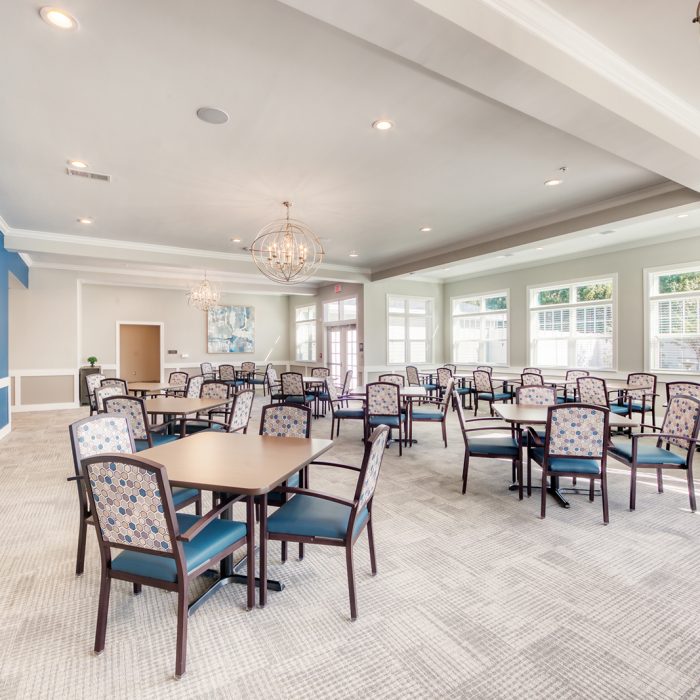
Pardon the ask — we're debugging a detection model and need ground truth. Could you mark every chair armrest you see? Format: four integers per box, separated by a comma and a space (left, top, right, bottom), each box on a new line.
463, 426, 516, 435
464, 417, 509, 424
640, 434, 697, 445
177, 494, 245, 542
310, 460, 361, 472
66, 475, 83, 482
526, 426, 545, 446
273, 486, 355, 508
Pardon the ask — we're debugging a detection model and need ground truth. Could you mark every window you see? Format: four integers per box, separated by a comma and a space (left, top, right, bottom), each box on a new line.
323, 297, 357, 322
529, 277, 614, 369
387, 296, 432, 364
648, 266, 700, 372
295, 305, 316, 361
451, 292, 508, 365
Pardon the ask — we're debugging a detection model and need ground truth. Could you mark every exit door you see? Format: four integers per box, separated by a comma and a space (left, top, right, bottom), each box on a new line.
326, 324, 357, 386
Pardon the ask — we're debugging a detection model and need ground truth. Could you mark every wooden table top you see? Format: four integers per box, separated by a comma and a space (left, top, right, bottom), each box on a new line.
137, 431, 334, 494
129, 382, 175, 392
303, 376, 328, 383
494, 404, 640, 428
348, 385, 427, 398
143, 396, 231, 415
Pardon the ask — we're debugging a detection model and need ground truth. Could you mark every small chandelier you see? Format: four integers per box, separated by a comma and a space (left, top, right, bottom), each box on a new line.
186, 272, 220, 311
250, 201, 324, 284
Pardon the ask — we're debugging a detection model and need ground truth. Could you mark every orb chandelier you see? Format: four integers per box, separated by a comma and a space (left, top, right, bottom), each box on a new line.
250, 201, 324, 284
186, 272, 220, 311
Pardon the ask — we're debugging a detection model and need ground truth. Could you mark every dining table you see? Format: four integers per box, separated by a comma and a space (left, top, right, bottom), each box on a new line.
493, 403, 640, 507
128, 381, 175, 397
137, 431, 334, 610
143, 396, 233, 436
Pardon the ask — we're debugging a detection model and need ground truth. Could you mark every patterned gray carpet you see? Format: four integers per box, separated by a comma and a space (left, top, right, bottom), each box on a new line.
0, 398, 699, 699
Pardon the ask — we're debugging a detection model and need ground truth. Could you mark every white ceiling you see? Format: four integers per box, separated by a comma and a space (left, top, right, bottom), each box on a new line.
0, 0, 699, 282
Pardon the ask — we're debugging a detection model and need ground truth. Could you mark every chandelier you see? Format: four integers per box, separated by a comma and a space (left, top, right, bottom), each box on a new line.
186, 272, 220, 311
250, 201, 324, 284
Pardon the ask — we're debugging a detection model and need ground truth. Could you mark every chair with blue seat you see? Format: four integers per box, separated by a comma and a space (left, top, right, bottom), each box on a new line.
436, 367, 453, 399
280, 371, 315, 407
68, 415, 201, 577
102, 395, 179, 451
200, 361, 216, 380
444, 364, 457, 374
166, 371, 188, 397
522, 367, 541, 375
476, 365, 492, 374
577, 376, 629, 417
521, 372, 544, 386
453, 392, 522, 497
249, 362, 270, 393
185, 375, 204, 398
406, 365, 438, 396
186, 380, 232, 433
625, 372, 657, 430
473, 369, 513, 417
218, 364, 244, 390
528, 404, 610, 523
410, 378, 454, 448
85, 373, 105, 415
266, 365, 284, 402
327, 379, 365, 439
666, 381, 700, 402
80, 452, 248, 679
366, 381, 407, 456
101, 377, 128, 394
378, 373, 405, 387
609, 394, 700, 512
561, 369, 588, 402
239, 361, 256, 389
265, 425, 390, 620
94, 385, 124, 413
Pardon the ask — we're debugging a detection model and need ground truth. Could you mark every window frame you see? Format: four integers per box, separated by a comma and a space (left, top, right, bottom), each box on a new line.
294, 303, 317, 363
645, 261, 700, 374
526, 273, 618, 371
323, 296, 357, 325
385, 294, 434, 366
449, 290, 510, 367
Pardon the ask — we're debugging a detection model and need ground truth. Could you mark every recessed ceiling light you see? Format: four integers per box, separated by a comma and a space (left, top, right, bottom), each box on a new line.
678, 213, 690, 218
77, 217, 93, 224
39, 7, 78, 30
231, 237, 241, 243
68, 159, 88, 169
372, 119, 393, 131
349, 251, 359, 258
420, 227, 432, 232
196, 107, 229, 125
544, 179, 563, 187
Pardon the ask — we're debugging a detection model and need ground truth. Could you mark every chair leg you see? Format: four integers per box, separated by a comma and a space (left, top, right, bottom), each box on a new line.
194, 494, 202, 516
298, 543, 304, 560
94, 572, 111, 654
133, 582, 142, 595
657, 468, 664, 493
76, 517, 88, 576
589, 479, 595, 501
462, 452, 470, 494
367, 519, 377, 575
489, 402, 494, 417
345, 545, 358, 621
516, 459, 523, 500
398, 424, 403, 457
473, 396, 479, 417
540, 468, 547, 519
281, 541, 287, 563
442, 420, 447, 448
330, 418, 335, 440
527, 454, 532, 497
601, 474, 609, 525
174, 583, 188, 680
629, 466, 637, 510
687, 465, 696, 512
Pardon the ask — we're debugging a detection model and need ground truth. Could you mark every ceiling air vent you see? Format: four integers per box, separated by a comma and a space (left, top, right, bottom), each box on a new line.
65, 168, 111, 182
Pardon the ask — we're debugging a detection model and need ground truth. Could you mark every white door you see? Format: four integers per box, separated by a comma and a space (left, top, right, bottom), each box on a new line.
326, 324, 357, 386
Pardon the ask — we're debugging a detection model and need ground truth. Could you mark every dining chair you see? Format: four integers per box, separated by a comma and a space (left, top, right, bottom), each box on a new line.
473, 369, 513, 417
666, 381, 700, 402
444, 364, 457, 374
249, 363, 269, 393
522, 367, 542, 375
185, 375, 204, 398
476, 365, 493, 374
94, 386, 124, 413
453, 392, 521, 497
101, 377, 128, 393
326, 378, 365, 439
577, 376, 629, 416
180, 380, 233, 434
200, 361, 216, 380
626, 372, 658, 430
521, 372, 544, 386
240, 361, 256, 389
410, 378, 454, 447
167, 371, 188, 397
378, 373, 405, 387
366, 382, 407, 455
102, 395, 180, 451
266, 365, 284, 402
280, 372, 315, 407
218, 364, 244, 389
80, 452, 248, 679
528, 404, 610, 523
265, 425, 390, 620
68, 415, 200, 576
562, 369, 589, 402
85, 373, 105, 415
311, 367, 330, 378
406, 365, 438, 394
609, 394, 700, 512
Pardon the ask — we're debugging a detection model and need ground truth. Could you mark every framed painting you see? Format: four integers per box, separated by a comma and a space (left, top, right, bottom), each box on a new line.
207, 305, 255, 353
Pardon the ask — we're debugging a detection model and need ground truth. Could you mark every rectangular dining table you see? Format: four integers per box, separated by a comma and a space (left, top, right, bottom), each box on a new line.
493, 404, 640, 507
128, 381, 175, 397
137, 431, 334, 610
143, 396, 233, 436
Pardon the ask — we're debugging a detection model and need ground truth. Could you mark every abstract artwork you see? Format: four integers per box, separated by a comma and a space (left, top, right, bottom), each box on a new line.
207, 305, 255, 353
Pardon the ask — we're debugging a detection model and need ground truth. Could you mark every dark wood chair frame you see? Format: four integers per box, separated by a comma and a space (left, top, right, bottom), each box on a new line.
167, 371, 189, 397
365, 381, 408, 456
410, 379, 454, 448
473, 369, 513, 417
101, 377, 128, 393
200, 362, 216, 380
80, 453, 250, 680
378, 373, 406, 387
264, 425, 390, 620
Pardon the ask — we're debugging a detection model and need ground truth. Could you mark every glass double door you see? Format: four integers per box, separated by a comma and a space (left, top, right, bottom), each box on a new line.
326, 324, 357, 386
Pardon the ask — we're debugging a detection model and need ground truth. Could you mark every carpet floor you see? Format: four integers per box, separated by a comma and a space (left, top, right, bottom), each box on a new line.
0, 397, 699, 699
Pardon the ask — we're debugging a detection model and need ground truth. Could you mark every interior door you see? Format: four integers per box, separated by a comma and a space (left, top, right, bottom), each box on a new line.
119, 324, 161, 381
326, 324, 357, 386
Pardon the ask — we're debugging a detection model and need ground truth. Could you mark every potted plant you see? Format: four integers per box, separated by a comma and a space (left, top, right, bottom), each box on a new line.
87, 356, 98, 367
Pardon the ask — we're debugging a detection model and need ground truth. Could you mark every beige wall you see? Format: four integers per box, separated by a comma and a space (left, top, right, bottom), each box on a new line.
443, 234, 700, 376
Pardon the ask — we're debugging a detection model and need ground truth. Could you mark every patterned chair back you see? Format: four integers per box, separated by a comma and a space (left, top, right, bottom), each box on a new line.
200, 362, 214, 379
228, 389, 254, 433
565, 369, 589, 381
86, 373, 105, 408
367, 382, 400, 417
473, 370, 492, 394
325, 378, 339, 403
405, 366, 420, 386
186, 375, 204, 398
267, 366, 279, 385
516, 385, 557, 406
667, 381, 700, 401
441, 379, 455, 412
341, 370, 353, 395
576, 376, 607, 406
81, 454, 179, 557
660, 395, 700, 450
453, 392, 468, 435
168, 371, 188, 387
436, 367, 452, 389
259, 403, 311, 438
476, 365, 492, 375
241, 361, 256, 373
523, 367, 542, 375
521, 372, 544, 386
69, 414, 135, 472
281, 372, 304, 397
311, 367, 330, 377
626, 372, 656, 401
103, 396, 149, 441
379, 373, 405, 387
218, 364, 235, 381
353, 426, 390, 511
102, 378, 128, 393
201, 380, 231, 400
545, 404, 608, 460
95, 386, 124, 412
444, 364, 457, 374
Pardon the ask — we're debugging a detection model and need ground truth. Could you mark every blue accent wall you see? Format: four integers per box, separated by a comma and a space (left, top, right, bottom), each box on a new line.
0, 230, 29, 430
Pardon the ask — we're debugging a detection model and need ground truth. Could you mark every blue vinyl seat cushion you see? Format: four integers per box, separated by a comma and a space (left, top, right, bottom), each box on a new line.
478, 392, 512, 401
134, 432, 180, 452
412, 409, 443, 421
422, 383, 438, 391
628, 401, 651, 412
286, 394, 316, 404
111, 513, 246, 582
172, 487, 200, 507
267, 494, 368, 540
368, 415, 405, 428
609, 403, 629, 415
456, 386, 472, 395
267, 471, 301, 506
335, 408, 365, 419
609, 439, 686, 466
531, 448, 601, 474
467, 436, 519, 456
